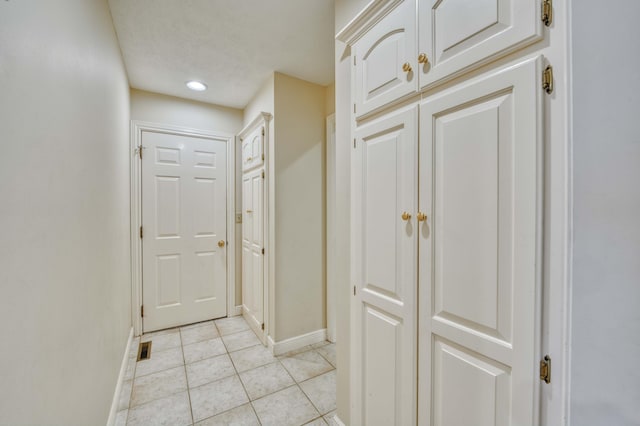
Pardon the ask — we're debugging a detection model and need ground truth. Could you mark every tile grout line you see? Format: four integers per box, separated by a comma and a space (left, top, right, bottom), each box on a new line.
180, 327, 195, 426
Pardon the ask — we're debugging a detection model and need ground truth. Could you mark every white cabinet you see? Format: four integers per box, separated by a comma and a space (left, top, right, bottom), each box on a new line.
418, 0, 541, 90
239, 113, 270, 343
241, 124, 264, 171
350, 0, 541, 118
343, 1, 548, 424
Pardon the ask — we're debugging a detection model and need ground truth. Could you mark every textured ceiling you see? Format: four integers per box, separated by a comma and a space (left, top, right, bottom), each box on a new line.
108, 0, 335, 109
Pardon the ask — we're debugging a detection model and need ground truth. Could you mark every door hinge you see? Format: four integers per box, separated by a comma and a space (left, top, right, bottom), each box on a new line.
139, 226, 143, 239
262, 248, 265, 255
543, 65, 554, 94
261, 170, 265, 179
542, 0, 552, 27
262, 153, 265, 161
540, 355, 551, 383
141, 305, 144, 318
261, 323, 265, 331
353, 138, 356, 149
353, 103, 356, 114
261, 127, 265, 137
137, 145, 144, 160
353, 56, 356, 66
353, 285, 356, 296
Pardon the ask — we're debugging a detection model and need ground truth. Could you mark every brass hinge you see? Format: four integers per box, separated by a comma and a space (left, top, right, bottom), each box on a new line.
540, 355, 551, 383
138, 145, 143, 160
261, 127, 265, 137
353, 56, 356, 66
262, 170, 265, 179
353, 138, 356, 149
542, 0, 552, 26
262, 153, 265, 161
262, 248, 265, 255
543, 65, 554, 94
353, 103, 356, 114
141, 305, 144, 318
261, 323, 265, 331
353, 285, 356, 296
139, 226, 143, 239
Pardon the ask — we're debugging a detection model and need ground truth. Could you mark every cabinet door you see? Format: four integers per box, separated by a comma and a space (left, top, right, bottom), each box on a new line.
352, 106, 418, 426
241, 126, 263, 171
354, 0, 417, 118
418, 0, 541, 90
418, 57, 542, 425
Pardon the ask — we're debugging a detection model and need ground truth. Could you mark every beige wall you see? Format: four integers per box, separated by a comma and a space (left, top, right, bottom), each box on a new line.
0, 1, 131, 424
130, 89, 244, 306
243, 75, 275, 127
326, 82, 336, 115
131, 89, 242, 135
273, 73, 327, 341
335, 0, 371, 32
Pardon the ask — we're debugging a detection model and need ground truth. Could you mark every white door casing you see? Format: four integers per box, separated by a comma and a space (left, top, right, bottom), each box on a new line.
418, 57, 542, 425
141, 130, 228, 332
418, 0, 541, 91
351, 106, 418, 426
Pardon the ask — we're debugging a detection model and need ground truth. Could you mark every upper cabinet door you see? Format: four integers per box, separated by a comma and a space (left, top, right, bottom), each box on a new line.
418, 0, 541, 90
241, 126, 263, 171
354, 0, 417, 118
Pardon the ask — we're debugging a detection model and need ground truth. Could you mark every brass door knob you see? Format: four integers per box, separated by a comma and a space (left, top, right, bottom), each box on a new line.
218, 240, 225, 248
417, 212, 427, 222
418, 53, 429, 64
402, 62, 412, 73
246, 209, 253, 213
401, 212, 412, 221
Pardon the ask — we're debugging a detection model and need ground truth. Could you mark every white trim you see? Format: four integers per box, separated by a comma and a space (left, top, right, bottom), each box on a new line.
106, 327, 133, 426
326, 113, 337, 343
330, 414, 347, 426
267, 329, 327, 356
130, 121, 236, 336
231, 305, 242, 316
335, 0, 403, 44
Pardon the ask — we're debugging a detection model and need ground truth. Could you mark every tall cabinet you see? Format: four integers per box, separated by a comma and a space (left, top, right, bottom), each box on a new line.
238, 113, 271, 344
339, 0, 553, 424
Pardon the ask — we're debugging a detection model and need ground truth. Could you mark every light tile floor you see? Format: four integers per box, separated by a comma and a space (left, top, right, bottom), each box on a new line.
115, 316, 338, 426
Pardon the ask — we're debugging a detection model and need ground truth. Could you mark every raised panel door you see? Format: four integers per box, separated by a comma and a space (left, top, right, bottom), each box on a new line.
354, 0, 417, 118
352, 106, 418, 426
418, 0, 541, 90
418, 57, 542, 425
142, 131, 227, 332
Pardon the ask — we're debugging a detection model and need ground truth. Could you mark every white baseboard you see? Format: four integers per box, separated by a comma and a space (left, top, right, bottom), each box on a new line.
268, 328, 327, 356
106, 327, 133, 426
331, 414, 347, 426
231, 305, 242, 316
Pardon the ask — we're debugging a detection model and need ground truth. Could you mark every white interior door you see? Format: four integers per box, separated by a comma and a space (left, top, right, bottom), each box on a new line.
242, 167, 265, 341
142, 131, 228, 332
352, 106, 418, 426
418, 0, 541, 90
418, 57, 542, 425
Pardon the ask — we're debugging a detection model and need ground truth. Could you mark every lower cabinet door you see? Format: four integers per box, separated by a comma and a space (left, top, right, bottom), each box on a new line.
418, 56, 543, 426
352, 105, 418, 426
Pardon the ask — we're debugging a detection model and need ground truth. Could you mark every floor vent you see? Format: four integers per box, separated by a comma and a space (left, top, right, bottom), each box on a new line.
137, 341, 152, 361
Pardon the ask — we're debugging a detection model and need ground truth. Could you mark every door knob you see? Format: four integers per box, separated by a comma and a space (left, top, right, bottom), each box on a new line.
417, 212, 427, 222
402, 62, 412, 73
418, 53, 429, 65
401, 212, 412, 221
246, 209, 253, 213
218, 240, 225, 248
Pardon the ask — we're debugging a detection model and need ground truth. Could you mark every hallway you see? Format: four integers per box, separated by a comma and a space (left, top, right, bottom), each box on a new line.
116, 316, 337, 425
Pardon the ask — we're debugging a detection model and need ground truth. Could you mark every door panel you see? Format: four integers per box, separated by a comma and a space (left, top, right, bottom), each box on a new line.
352, 106, 418, 426
419, 57, 541, 425
418, 0, 541, 90
142, 131, 227, 332
242, 168, 265, 341
241, 126, 264, 171
354, 0, 417, 117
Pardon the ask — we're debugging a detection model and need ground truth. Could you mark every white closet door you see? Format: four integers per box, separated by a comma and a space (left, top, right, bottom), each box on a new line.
242, 167, 265, 341
354, 0, 417, 117
418, 0, 541, 90
241, 126, 263, 171
142, 131, 227, 332
418, 57, 542, 426
352, 106, 418, 426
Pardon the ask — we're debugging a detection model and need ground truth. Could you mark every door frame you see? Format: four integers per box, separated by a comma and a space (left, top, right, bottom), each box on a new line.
130, 121, 236, 336
326, 113, 337, 343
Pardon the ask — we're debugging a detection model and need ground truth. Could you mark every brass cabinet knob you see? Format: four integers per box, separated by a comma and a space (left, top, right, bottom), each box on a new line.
417, 212, 427, 222
418, 53, 429, 64
247, 156, 252, 162
402, 62, 412, 73
401, 211, 412, 221
218, 240, 226, 248
246, 209, 253, 213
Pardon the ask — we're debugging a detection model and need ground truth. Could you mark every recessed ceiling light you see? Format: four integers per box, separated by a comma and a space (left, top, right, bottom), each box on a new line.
186, 81, 207, 91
